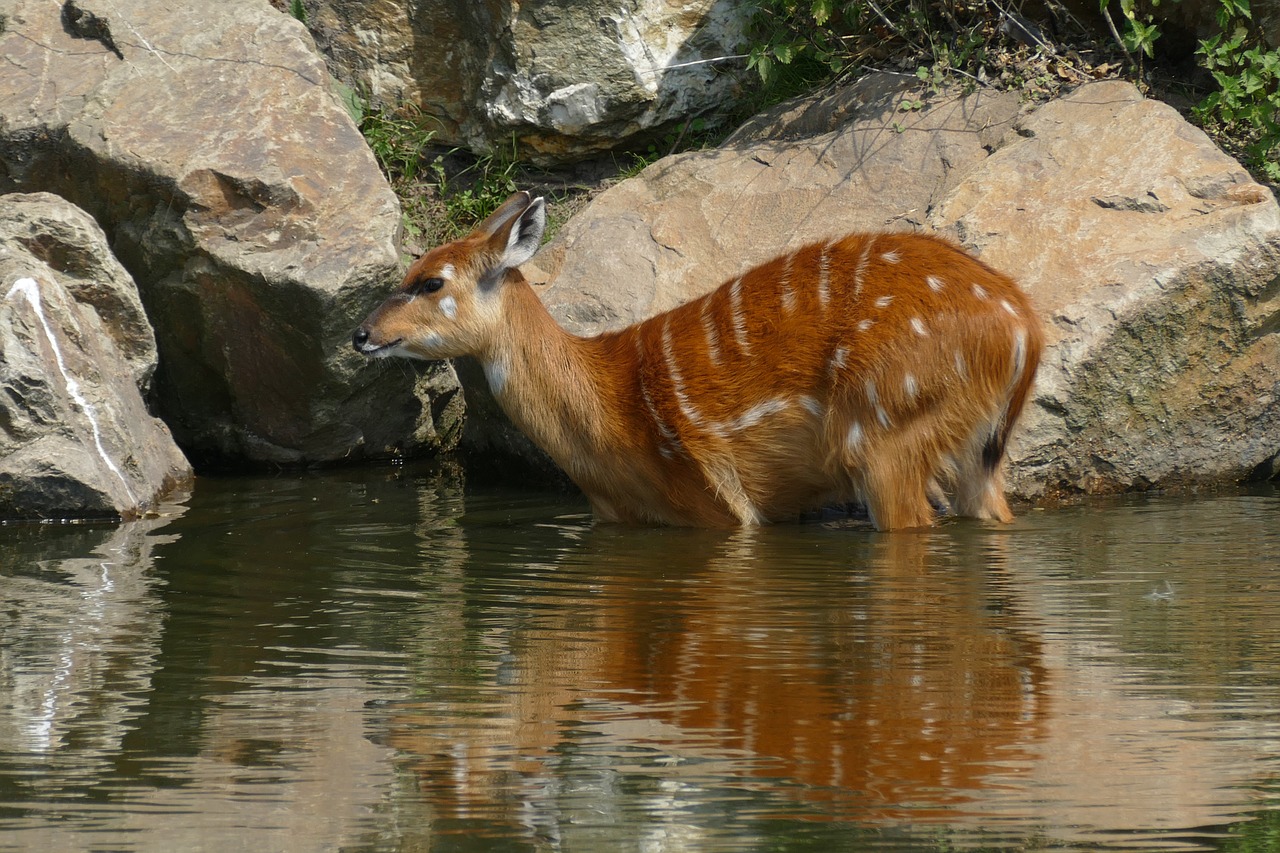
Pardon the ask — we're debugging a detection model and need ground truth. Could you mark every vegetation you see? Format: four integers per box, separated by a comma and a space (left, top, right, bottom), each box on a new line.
349, 1, 1277, 250
744, 0, 1097, 99
349, 95, 610, 255
739, 0, 1278, 184
1194, 0, 1280, 181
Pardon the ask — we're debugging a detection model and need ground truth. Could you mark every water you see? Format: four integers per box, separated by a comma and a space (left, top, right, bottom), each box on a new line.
2, 464, 1278, 852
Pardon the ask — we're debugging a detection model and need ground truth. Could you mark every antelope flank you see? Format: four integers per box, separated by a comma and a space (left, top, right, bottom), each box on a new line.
353, 192, 1042, 530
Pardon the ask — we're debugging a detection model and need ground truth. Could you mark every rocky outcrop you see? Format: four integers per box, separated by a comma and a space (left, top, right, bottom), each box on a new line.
932, 81, 1280, 498
0, 0, 461, 467
304, 0, 749, 163
1, 193, 192, 520
505, 76, 1280, 501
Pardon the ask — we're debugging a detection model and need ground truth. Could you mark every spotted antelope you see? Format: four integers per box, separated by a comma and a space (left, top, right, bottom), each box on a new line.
353, 192, 1043, 529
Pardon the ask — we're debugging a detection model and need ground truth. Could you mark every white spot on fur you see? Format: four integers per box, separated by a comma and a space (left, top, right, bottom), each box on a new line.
484, 355, 509, 395
818, 242, 833, 306
1001, 298, 1019, 318
854, 238, 874, 297
877, 406, 892, 429
439, 295, 458, 319
799, 395, 824, 418
723, 396, 789, 433
780, 253, 796, 313
844, 420, 865, 450
881, 250, 901, 264
729, 277, 750, 355
954, 350, 967, 377
664, 318, 704, 427
875, 295, 894, 309
641, 375, 681, 455
926, 275, 944, 292
702, 302, 722, 366
441, 263, 456, 280
910, 316, 928, 337
904, 373, 918, 399
828, 346, 848, 376
1012, 327, 1028, 380
972, 283, 989, 300
857, 319, 874, 332
780, 284, 795, 313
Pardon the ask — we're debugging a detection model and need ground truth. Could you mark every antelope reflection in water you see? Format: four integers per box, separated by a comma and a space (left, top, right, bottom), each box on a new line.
384, 525, 1048, 826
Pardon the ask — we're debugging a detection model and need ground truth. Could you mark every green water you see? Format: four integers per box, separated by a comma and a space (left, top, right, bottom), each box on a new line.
2, 464, 1279, 852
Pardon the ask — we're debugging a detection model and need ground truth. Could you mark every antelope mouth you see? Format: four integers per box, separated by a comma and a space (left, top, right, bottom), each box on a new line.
352, 328, 402, 358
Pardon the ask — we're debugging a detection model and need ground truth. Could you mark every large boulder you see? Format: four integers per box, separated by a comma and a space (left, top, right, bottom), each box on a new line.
304, 0, 750, 163
1, 192, 192, 520
500, 75, 1280, 501
932, 81, 1280, 498
0, 0, 460, 467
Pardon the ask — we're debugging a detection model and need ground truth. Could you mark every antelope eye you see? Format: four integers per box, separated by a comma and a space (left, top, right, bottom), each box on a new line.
411, 277, 446, 295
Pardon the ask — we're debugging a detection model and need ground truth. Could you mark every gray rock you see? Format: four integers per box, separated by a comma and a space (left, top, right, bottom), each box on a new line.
0, 192, 156, 387
931, 81, 1280, 499
1, 193, 192, 520
306, 0, 750, 163
0, 0, 459, 466
529, 74, 1024, 333
496, 77, 1280, 503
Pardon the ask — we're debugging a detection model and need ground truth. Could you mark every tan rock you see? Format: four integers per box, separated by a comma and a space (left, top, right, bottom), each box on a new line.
0, 0, 459, 465
496, 76, 1280, 504
932, 80, 1280, 498
306, 0, 750, 163
1, 193, 192, 520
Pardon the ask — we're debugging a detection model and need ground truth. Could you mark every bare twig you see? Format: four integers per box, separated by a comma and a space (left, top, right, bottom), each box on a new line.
1097, 1, 1136, 67
637, 54, 750, 75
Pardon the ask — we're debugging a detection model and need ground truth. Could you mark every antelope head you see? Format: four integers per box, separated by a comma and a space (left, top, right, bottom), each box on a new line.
352, 192, 546, 362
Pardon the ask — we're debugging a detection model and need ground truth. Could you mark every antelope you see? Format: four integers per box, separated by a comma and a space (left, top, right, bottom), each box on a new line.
353, 192, 1043, 530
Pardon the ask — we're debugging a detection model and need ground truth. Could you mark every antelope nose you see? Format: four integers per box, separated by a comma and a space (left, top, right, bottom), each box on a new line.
352, 327, 370, 352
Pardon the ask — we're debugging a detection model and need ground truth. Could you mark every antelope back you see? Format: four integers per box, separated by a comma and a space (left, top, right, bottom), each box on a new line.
603, 230, 1042, 528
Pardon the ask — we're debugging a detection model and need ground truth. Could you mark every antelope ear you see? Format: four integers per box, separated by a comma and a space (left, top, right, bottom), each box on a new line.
472, 191, 533, 238
489, 196, 546, 270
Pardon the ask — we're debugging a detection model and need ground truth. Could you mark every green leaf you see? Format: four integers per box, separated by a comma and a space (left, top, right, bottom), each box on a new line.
1120, 18, 1161, 58
753, 51, 774, 84
1229, 0, 1252, 20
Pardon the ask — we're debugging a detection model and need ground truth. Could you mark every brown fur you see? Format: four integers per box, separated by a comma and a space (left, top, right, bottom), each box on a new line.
354, 192, 1043, 530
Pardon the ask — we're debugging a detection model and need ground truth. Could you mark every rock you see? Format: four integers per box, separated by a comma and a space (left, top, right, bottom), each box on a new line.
0, 192, 157, 387
931, 80, 1280, 499
0, 0, 460, 467
496, 76, 1280, 503
1, 193, 193, 520
304, 0, 750, 163
529, 74, 1025, 333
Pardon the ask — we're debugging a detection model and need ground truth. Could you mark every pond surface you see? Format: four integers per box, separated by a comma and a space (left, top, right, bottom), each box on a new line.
1, 465, 1278, 852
